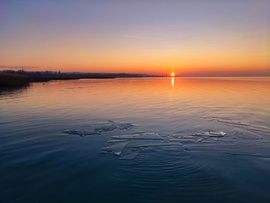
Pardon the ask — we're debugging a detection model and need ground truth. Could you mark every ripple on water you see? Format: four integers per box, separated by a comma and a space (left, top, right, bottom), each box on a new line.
107, 147, 235, 202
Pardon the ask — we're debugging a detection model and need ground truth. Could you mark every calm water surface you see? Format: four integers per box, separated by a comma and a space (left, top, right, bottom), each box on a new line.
0, 77, 270, 203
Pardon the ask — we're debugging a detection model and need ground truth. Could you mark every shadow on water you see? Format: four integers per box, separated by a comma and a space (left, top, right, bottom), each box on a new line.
0, 85, 30, 98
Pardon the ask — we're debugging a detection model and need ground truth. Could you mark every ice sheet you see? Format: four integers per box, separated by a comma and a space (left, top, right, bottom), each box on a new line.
103, 141, 129, 156
192, 131, 226, 137
112, 132, 163, 140
116, 123, 133, 130
203, 117, 270, 133
64, 121, 134, 136
95, 125, 117, 133
64, 120, 230, 160
104, 129, 228, 159
64, 130, 99, 136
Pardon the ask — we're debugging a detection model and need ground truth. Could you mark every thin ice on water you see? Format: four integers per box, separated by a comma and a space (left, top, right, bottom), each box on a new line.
103, 141, 129, 156
63, 120, 228, 160
112, 132, 163, 140
203, 117, 270, 133
103, 130, 227, 159
64, 121, 134, 136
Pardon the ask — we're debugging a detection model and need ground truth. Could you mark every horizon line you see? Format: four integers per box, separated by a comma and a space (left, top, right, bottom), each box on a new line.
1, 69, 270, 78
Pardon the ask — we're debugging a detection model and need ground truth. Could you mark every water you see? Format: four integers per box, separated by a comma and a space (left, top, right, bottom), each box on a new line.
0, 77, 270, 203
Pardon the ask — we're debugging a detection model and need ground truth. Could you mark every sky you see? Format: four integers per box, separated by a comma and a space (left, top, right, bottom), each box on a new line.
0, 0, 270, 76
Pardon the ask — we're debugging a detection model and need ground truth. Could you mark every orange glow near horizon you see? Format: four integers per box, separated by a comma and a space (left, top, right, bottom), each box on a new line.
0, 1, 270, 76
1, 42, 269, 75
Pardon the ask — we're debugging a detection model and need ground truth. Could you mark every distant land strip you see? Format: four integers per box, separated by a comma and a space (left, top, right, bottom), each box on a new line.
0, 70, 166, 87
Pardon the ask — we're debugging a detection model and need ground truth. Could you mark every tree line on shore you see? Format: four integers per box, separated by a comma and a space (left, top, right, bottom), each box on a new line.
0, 70, 166, 87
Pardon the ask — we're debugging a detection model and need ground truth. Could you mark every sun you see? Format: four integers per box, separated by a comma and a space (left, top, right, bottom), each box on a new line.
171, 72, 175, 77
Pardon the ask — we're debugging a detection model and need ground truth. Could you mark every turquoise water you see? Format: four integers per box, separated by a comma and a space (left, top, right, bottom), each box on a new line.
1, 77, 270, 202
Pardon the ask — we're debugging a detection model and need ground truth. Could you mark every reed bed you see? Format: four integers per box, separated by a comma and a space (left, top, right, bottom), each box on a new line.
0, 73, 30, 87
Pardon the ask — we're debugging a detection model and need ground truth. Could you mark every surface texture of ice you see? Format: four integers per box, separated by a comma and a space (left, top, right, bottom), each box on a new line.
95, 125, 117, 133
103, 141, 129, 156
112, 132, 162, 140
64, 121, 134, 136
192, 131, 226, 137
104, 130, 227, 159
203, 117, 270, 133
64, 130, 99, 136
65, 121, 229, 159
116, 123, 133, 130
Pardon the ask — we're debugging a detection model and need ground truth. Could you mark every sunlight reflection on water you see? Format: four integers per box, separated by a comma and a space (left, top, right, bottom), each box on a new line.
171, 77, 174, 88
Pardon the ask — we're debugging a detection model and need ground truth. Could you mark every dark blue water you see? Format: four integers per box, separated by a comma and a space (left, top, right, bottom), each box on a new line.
1, 77, 270, 202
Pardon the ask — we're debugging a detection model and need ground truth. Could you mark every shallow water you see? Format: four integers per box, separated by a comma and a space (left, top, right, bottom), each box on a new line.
0, 77, 270, 202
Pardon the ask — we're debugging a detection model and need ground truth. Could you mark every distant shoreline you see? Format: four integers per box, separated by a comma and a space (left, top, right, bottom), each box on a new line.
0, 70, 166, 87
1, 70, 269, 88
0, 73, 116, 87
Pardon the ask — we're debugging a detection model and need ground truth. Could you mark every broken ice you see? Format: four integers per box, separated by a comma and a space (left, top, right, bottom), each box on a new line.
103, 130, 227, 160
191, 131, 226, 137
63, 120, 228, 160
64, 121, 134, 136
103, 141, 129, 156
64, 130, 99, 137
203, 117, 270, 133
112, 132, 163, 140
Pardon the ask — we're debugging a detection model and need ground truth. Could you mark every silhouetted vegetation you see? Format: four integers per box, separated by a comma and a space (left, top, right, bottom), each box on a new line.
0, 70, 165, 87
0, 71, 79, 87
0, 73, 30, 87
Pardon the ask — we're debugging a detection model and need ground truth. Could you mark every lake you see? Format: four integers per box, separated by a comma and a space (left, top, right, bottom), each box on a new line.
1, 77, 270, 203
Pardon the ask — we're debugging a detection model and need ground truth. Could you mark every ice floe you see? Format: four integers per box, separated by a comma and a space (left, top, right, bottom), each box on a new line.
191, 131, 226, 137
95, 125, 117, 133
64, 121, 134, 136
203, 117, 270, 133
103, 141, 129, 156
61, 118, 270, 164
115, 123, 133, 130
64, 120, 230, 160
64, 130, 99, 137
163, 130, 226, 141
112, 132, 163, 140
103, 130, 227, 159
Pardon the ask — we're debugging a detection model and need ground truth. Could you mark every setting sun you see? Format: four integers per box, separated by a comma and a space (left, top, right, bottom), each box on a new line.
171, 72, 175, 77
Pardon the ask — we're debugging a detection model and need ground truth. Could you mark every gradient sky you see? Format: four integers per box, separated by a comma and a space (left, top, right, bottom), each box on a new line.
0, 0, 270, 75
